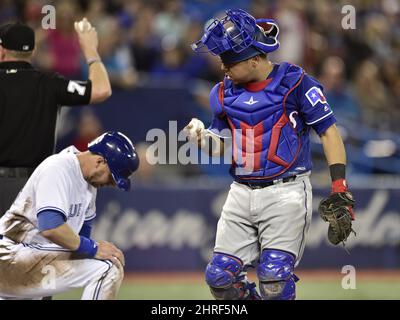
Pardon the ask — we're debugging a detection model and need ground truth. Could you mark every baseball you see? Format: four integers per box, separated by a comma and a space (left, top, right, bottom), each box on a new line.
76, 19, 92, 32
186, 118, 205, 141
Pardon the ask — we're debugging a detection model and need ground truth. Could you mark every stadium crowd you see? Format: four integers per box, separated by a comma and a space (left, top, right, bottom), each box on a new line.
1, 0, 399, 179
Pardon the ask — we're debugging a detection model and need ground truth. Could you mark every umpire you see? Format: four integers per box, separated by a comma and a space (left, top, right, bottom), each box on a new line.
0, 19, 112, 216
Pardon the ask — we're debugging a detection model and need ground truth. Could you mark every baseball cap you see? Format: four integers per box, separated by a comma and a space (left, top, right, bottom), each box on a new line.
0, 22, 35, 51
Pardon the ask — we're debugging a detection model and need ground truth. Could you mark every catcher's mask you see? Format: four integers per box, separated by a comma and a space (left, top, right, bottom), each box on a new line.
88, 131, 139, 191
191, 8, 279, 64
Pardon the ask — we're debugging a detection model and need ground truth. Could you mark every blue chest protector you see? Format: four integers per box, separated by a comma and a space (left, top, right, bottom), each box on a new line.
210, 62, 307, 181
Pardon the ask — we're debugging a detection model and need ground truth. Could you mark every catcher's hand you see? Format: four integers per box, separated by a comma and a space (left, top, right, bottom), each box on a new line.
318, 191, 356, 246
184, 118, 206, 148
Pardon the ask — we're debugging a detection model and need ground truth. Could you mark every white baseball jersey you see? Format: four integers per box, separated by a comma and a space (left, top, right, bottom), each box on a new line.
0, 146, 96, 245
0, 147, 122, 300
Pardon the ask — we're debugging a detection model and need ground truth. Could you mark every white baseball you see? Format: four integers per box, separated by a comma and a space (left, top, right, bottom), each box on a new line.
186, 118, 205, 141
77, 19, 92, 32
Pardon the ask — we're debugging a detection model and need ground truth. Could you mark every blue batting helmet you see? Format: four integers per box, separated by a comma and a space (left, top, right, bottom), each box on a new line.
191, 9, 279, 64
88, 131, 139, 191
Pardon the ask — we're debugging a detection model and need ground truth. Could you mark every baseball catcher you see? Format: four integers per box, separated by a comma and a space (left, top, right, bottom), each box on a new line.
185, 8, 357, 300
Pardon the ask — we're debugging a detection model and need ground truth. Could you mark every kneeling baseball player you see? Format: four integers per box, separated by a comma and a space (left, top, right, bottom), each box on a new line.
185, 9, 355, 300
0, 131, 139, 300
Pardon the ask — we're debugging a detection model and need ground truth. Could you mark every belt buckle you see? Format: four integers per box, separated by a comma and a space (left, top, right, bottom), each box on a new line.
244, 181, 261, 189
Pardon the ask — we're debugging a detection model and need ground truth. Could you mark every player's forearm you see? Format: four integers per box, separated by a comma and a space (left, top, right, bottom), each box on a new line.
40, 223, 80, 250
320, 124, 346, 165
88, 59, 112, 103
201, 132, 226, 156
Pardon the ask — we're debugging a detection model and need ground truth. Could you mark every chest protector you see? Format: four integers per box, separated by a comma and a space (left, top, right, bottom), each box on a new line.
216, 62, 304, 180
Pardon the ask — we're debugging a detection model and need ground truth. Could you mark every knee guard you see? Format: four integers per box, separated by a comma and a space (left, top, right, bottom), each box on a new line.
205, 253, 260, 300
257, 249, 299, 300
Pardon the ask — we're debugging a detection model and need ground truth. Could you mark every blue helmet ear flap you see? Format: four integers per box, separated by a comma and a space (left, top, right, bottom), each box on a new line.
258, 19, 279, 38
251, 19, 280, 53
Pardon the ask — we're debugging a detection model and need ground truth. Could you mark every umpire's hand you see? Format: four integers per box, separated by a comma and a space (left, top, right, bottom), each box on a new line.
74, 17, 99, 62
95, 241, 125, 269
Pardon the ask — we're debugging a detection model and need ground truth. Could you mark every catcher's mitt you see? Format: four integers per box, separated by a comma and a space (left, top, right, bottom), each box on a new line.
318, 192, 356, 246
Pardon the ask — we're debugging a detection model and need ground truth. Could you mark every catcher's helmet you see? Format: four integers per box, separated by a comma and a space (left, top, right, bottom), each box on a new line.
191, 9, 279, 64
88, 131, 139, 191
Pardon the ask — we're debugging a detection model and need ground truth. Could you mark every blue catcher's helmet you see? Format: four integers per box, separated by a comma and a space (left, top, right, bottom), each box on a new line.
88, 131, 139, 191
191, 9, 279, 64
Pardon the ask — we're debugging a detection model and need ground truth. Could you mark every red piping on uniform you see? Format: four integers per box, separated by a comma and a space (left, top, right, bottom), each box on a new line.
217, 71, 305, 180
267, 114, 290, 167
218, 81, 225, 113
240, 121, 264, 171
239, 71, 305, 180
226, 117, 237, 165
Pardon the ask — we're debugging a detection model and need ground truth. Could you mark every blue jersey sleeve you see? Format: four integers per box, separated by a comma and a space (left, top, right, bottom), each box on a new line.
295, 74, 336, 135
207, 82, 231, 138
37, 210, 66, 232
79, 219, 94, 238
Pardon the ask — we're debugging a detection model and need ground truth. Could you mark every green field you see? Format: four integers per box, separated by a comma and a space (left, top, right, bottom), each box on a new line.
54, 271, 400, 300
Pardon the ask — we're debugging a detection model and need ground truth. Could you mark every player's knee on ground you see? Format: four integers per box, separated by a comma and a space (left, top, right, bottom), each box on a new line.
257, 249, 298, 300
205, 253, 252, 300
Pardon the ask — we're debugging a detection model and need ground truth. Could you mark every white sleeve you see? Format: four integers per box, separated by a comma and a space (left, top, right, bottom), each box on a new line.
35, 165, 70, 219
85, 191, 97, 221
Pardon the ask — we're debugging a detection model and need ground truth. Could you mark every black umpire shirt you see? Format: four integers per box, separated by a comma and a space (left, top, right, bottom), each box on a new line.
0, 61, 92, 168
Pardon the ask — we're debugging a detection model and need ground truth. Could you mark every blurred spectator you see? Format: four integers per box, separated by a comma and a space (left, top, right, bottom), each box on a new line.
269, 0, 307, 65
180, 19, 208, 79
23, 0, 46, 28
0, 0, 18, 24
35, 0, 82, 78
153, 0, 189, 45
363, 13, 393, 61
134, 142, 158, 183
150, 40, 187, 81
2, 0, 400, 175
319, 56, 361, 123
134, 142, 198, 184
94, 16, 138, 89
85, 0, 108, 28
129, 5, 159, 72
354, 59, 394, 131
72, 110, 103, 151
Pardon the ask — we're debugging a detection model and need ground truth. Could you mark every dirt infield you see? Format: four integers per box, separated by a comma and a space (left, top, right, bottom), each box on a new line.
124, 269, 400, 284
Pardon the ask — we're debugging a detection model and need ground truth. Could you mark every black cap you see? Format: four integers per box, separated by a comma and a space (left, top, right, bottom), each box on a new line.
0, 22, 35, 51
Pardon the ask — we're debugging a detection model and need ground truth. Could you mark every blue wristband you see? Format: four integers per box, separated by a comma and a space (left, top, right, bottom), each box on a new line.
76, 236, 98, 258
